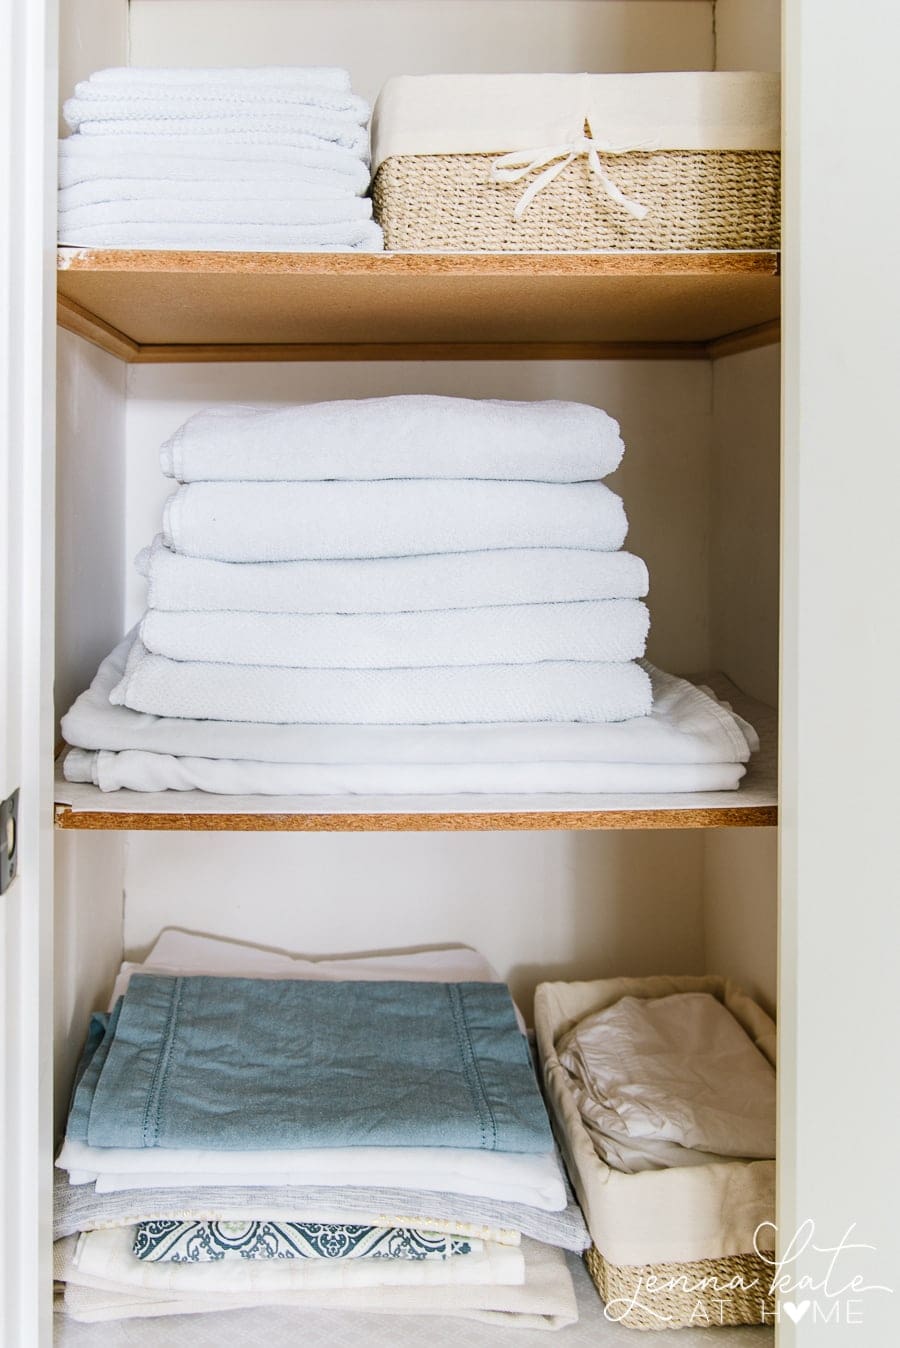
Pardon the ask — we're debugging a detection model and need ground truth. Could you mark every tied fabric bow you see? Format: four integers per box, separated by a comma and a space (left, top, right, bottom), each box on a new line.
491, 135, 653, 219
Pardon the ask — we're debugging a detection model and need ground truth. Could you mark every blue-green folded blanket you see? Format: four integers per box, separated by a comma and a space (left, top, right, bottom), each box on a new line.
69, 976, 553, 1154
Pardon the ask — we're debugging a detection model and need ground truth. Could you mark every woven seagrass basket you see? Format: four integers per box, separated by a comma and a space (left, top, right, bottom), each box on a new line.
535, 975, 777, 1331
372, 149, 780, 252
584, 1244, 775, 1331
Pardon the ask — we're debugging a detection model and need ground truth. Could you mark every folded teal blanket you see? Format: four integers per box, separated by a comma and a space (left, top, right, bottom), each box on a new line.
69, 977, 553, 1154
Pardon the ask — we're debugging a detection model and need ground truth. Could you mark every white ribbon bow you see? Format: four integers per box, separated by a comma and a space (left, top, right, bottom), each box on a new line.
491, 135, 652, 220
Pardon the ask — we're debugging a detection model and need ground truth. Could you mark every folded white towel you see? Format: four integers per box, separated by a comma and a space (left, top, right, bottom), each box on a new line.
138, 599, 649, 669
58, 136, 368, 185
73, 115, 369, 157
59, 195, 373, 228
58, 220, 385, 252
65, 747, 747, 796
62, 635, 756, 765
160, 397, 625, 484
161, 481, 628, 562
138, 540, 649, 614
85, 67, 353, 92
59, 178, 368, 212
109, 639, 652, 724
66, 83, 369, 125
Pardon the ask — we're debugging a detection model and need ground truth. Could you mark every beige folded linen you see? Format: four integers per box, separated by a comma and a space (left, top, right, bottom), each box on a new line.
55, 1234, 577, 1329
535, 975, 776, 1268
372, 72, 780, 171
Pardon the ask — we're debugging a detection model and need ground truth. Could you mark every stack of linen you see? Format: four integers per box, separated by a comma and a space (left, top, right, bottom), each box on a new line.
54, 931, 588, 1327
60, 393, 759, 796
58, 66, 382, 251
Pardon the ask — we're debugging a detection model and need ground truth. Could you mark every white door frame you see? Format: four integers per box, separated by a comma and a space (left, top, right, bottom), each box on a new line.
1, 0, 58, 1343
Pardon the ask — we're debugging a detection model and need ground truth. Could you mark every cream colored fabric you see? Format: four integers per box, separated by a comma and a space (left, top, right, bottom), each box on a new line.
55, 1234, 577, 1329
557, 992, 776, 1172
535, 975, 776, 1267
372, 72, 780, 171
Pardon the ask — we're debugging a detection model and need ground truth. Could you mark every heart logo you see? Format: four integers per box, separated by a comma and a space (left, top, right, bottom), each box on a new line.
783, 1300, 811, 1323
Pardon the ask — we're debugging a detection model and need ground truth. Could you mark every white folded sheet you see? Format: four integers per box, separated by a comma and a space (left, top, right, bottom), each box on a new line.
59, 1139, 566, 1210
83, 66, 354, 92
72, 115, 370, 157
60, 196, 373, 228
162, 480, 628, 562
138, 599, 649, 669
59, 220, 385, 252
159, 396, 625, 483
55, 1233, 577, 1330
138, 539, 649, 613
58, 137, 369, 187
65, 747, 746, 795
62, 635, 756, 764
73, 1224, 524, 1294
60, 177, 366, 210
108, 638, 652, 724
557, 992, 776, 1174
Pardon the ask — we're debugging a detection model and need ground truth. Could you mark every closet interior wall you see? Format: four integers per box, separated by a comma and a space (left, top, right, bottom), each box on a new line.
52, 0, 781, 1133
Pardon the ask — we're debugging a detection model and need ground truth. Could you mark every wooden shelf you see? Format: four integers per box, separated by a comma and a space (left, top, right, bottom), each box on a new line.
57, 249, 780, 363
54, 682, 776, 834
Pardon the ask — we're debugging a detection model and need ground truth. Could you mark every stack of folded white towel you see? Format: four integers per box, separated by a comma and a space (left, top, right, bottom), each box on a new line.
58, 67, 382, 251
61, 394, 759, 795
54, 931, 587, 1328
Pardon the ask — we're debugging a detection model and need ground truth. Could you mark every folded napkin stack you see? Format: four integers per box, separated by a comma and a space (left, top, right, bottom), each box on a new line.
58, 66, 382, 251
54, 932, 587, 1326
60, 394, 759, 795
558, 991, 777, 1174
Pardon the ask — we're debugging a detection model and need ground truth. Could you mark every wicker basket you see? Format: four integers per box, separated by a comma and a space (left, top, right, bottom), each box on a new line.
373, 149, 780, 253
535, 975, 777, 1331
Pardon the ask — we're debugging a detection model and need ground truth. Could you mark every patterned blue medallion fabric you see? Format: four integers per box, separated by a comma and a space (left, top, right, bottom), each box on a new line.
132, 1220, 477, 1263
69, 976, 553, 1153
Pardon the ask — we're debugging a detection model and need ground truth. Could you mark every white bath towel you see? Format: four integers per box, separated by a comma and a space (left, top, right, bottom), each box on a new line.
59, 195, 373, 228
65, 747, 747, 796
138, 540, 648, 613
61, 635, 757, 765
72, 115, 370, 157
159, 396, 625, 484
58, 137, 369, 187
108, 639, 652, 724
161, 481, 628, 562
65, 84, 369, 126
58, 220, 385, 252
59, 177, 367, 212
138, 599, 650, 669
83, 67, 354, 92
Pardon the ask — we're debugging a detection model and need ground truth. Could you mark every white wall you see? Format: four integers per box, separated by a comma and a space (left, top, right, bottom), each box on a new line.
715, 0, 781, 73
128, 0, 715, 104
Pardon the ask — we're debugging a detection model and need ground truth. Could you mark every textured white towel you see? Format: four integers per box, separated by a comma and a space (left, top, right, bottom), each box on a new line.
138, 540, 648, 613
162, 481, 627, 562
59, 195, 373, 228
58, 136, 368, 186
160, 396, 625, 484
108, 639, 652, 724
62, 635, 756, 765
65, 85, 369, 126
65, 747, 746, 796
58, 220, 384, 252
139, 600, 649, 669
73, 115, 369, 157
84, 67, 353, 92
59, 177, 366, 211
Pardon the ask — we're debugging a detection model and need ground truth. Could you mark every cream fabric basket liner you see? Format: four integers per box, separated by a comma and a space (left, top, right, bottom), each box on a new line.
534, 974, 776, 1269
371, 73, 780, 173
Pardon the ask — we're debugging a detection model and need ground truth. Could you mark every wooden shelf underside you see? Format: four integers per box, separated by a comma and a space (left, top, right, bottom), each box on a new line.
57, 249, 780, 363
54, 686, 776, 834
